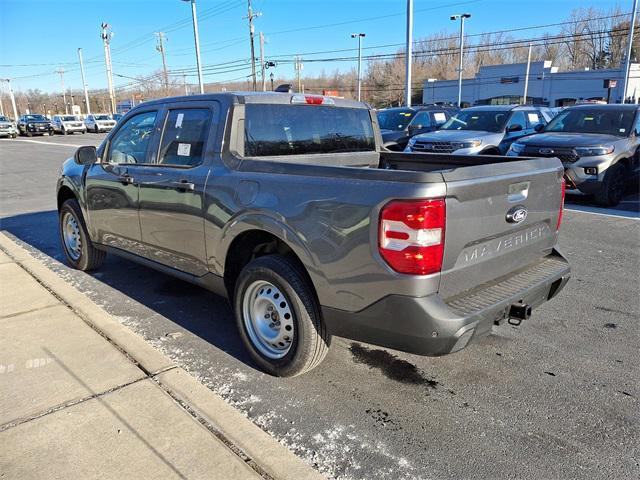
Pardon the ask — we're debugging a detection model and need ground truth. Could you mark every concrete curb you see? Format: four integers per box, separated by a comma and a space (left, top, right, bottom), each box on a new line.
0, 232, 325, 480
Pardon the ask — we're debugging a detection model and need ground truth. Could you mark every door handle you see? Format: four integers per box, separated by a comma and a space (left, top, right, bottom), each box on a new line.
118, 174, 134, 185
171, 180, 195, 192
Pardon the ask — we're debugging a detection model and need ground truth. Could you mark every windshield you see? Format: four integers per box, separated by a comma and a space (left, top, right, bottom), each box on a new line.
0, 116, 8, 122
376, 109, 416, 131
24, 114, 47, 121
544, 108, 635, 137
95, 115, 111, 120
62, 115, 78, 121
440, 110, 508, 133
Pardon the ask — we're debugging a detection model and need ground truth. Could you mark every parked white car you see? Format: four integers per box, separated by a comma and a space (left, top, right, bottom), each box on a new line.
85, 114, 117, 133
52, 115, 87, 135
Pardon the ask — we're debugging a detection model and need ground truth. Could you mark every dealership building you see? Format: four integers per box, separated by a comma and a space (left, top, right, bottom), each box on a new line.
422, 60, 640, 107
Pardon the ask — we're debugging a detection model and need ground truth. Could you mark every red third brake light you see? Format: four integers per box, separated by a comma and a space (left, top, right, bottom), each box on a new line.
379, 199, 446, 275
556, 178, 566, 232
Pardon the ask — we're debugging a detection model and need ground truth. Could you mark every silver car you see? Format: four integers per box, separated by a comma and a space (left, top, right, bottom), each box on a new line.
507, 104, 640, 206
405, 105, 551, 155
0, 115, 18, 138
85, 114, 116, 133
52, 115, 87, 135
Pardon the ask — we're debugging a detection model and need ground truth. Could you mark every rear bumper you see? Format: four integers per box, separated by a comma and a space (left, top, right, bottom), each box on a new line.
322, 249, 570, 356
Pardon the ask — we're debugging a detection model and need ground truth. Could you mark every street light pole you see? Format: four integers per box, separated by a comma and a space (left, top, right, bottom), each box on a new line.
622, 0, 638, 103
451, 13, 471, 107
78, 48, 91, 115
405, 0, 413, 107
351, 33, 365, 102
182, 0, 204, 94
523, 43, 532, 105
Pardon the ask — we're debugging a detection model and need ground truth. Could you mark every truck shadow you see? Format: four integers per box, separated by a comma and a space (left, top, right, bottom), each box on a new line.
0, 209, 254, 369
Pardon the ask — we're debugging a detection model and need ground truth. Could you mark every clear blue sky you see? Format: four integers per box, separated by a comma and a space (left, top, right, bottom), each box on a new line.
0, 0, 630, 94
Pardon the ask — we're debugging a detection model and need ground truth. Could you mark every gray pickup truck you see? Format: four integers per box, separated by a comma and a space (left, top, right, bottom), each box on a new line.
57, 92, 570, 377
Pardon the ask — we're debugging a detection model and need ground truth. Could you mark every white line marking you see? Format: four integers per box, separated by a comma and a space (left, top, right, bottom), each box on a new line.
2, 139, 79, 148
566, 205, 639, 220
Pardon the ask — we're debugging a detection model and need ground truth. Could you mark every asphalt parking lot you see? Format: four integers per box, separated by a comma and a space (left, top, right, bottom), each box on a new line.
1, 134, 638, 480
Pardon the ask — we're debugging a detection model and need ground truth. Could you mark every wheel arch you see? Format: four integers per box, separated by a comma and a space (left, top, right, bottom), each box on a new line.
220, 220, 322, 301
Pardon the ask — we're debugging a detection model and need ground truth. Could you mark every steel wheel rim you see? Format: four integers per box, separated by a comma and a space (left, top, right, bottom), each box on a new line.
242, 280, 294, 359
62, 212, 82, 261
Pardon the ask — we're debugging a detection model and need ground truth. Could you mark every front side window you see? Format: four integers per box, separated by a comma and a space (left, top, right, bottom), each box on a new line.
107, 111, 157, 164
157, 108, 211, 167
506, 111, 527, 130
245, 104, 375, 157
525, 111, 544, 127
410, 111, 432, 128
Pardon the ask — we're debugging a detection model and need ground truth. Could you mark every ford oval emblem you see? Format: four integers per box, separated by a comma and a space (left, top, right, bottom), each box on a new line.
506, 205, 528, 224
539, 147, 554, 155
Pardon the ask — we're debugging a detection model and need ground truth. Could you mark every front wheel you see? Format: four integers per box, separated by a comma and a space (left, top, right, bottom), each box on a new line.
595, 163, 626, 207
59, 199, 106, 271
234, 255, 331, 377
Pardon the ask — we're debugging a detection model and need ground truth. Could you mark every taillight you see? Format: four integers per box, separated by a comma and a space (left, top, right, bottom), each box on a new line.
379, 199, 446, 275
291, 94, 335, 105
556, 178, 566, 232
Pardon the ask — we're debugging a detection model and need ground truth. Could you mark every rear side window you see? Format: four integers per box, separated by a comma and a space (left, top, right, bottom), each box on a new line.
244, 104, 375, 157
526, 111, 545, 127
158, 108, 211, 167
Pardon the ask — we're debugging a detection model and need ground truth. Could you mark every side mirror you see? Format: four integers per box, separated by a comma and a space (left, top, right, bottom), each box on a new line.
408, 124, 423, 135
507, 123, 523, 133
74, 145, 97, 165
534, 123, 545, 133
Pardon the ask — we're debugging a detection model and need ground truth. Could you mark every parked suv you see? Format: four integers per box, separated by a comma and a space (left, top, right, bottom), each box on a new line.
405, 105, 551, 155
52, 115, 87, 135
0, 115, 18, 138
85, 114, 116, 133
377, 105, 457, 151
17, 114, 54, 136
57, 93, 569, 377
507, 104, 640, 206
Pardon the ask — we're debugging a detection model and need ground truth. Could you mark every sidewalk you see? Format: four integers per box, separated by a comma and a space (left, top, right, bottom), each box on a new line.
0, 233, 325, 480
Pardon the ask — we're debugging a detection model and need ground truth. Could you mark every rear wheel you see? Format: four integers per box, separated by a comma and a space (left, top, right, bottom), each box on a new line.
234, 255, 331, 377
595, 162, 626, 207
94, 125, 99, 133
59, 199, 106, 271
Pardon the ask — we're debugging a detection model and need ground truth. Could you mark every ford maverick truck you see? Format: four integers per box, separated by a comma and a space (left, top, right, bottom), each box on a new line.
57, 92, 570, 377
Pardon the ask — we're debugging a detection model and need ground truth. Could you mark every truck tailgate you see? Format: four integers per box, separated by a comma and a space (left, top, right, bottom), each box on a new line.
439, 157, 564, 298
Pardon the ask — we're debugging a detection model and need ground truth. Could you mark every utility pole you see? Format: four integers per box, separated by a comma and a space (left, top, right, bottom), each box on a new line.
2, 79, 18, 120
259, 32, 266, 91
246, 0, 261, 91
183, 73, 189, 95
0, 94, 4, 116
56, 68, 68, 114
451, 13, 471, 107
155, 32, 170, 94
78, 48, 91, 115
623, 0, 638, 103
405, 0, 413, 106
295, 56, 303, 93
351, 33, 366, 102
101, 23, 116, 114
523, 43, 532, 105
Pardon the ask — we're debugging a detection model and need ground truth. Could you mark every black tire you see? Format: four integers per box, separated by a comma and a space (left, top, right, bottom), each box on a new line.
94, 125, 99, 133
595, 162, 626, 207
62, 128, 67, 135
233, 255, 331, 377
59, 199, 106, 271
